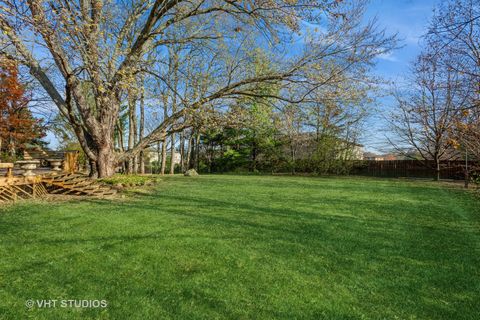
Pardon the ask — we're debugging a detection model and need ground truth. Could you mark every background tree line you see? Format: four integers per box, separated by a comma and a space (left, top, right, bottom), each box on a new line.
389, 0, 480, 182
0, 0, 395, 177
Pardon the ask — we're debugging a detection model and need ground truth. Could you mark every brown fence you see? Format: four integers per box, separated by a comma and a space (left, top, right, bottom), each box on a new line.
351, 160, 479, 180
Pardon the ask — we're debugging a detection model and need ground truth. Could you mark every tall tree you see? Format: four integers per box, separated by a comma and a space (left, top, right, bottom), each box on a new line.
425, 0, 480, 160
0, 58, 45, 156
389, 49, 468, 180
138, 77, 146, 174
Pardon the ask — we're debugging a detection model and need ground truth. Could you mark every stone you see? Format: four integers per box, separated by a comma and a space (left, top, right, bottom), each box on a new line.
113, 183, 124, 190
184, 169, 199, 176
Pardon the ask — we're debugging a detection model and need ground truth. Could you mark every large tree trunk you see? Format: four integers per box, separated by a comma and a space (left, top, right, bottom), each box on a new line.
80, 106, 119, 179
96, 142, 117, 178
96, 137, 117, 178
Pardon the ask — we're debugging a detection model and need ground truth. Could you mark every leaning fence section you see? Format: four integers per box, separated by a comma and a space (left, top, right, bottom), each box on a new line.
351, 160, 479, 180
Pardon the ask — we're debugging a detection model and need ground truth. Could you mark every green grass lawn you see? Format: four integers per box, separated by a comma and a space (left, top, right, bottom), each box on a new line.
0, 175, 479, 319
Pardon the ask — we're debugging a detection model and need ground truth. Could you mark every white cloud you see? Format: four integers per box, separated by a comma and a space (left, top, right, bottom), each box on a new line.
377, 52, 399, 62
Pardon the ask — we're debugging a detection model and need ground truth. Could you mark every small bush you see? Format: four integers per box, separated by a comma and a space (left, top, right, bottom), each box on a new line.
0, 152, 19, 163
471, 171, 480, 190
100, 174, 161, 187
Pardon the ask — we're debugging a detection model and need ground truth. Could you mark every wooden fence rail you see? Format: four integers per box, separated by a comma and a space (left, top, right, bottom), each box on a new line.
351, 160, 480, 180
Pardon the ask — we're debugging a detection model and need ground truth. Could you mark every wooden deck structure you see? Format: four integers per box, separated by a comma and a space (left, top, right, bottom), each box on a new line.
0, 175, 48, 203
42, 173, 116, 197
0, 165, 116, 204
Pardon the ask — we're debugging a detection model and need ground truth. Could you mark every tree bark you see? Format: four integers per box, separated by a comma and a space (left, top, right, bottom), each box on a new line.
179, 131, 185, 172
160, 136, 167, 175
194, 131, 200, 171
89, 159, 98, 178
96, 142, 117, 178
156, 140, 161, 174
169, 133, 176, 174
186, 134, 192, 169
127, 92, 137, 173
434, 153, 440, 181
139, 90, 145, 174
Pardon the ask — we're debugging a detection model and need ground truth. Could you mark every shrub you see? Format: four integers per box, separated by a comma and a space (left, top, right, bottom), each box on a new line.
100, 174, 161, 187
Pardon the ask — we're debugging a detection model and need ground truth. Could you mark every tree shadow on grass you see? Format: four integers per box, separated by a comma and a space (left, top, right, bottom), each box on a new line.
1, 183, 479, 319
2, 190, 477, 261
123, 191, 479, 238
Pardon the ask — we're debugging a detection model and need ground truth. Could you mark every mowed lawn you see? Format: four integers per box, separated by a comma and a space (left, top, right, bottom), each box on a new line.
0, 175, 479, 319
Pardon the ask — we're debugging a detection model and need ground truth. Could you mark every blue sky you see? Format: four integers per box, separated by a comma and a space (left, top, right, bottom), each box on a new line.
368, 0, 439, 77
362, 0, 440, 153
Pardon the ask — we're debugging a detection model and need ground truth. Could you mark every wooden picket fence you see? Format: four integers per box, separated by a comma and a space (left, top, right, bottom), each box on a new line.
351, 160, 479, 180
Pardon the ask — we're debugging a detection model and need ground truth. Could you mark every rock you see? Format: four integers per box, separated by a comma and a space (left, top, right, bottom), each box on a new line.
184, 169, 199, 176
113, 183, 124, 190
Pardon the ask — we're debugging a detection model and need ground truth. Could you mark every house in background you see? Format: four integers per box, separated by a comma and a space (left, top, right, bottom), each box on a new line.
382, 154, 398, 161
349, 143, 364, 160
146, 148, 181, 165
363, 152, 398, 161
337, 140, 364, 160
286, 133, 364, 161
363, 152, 382, 160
